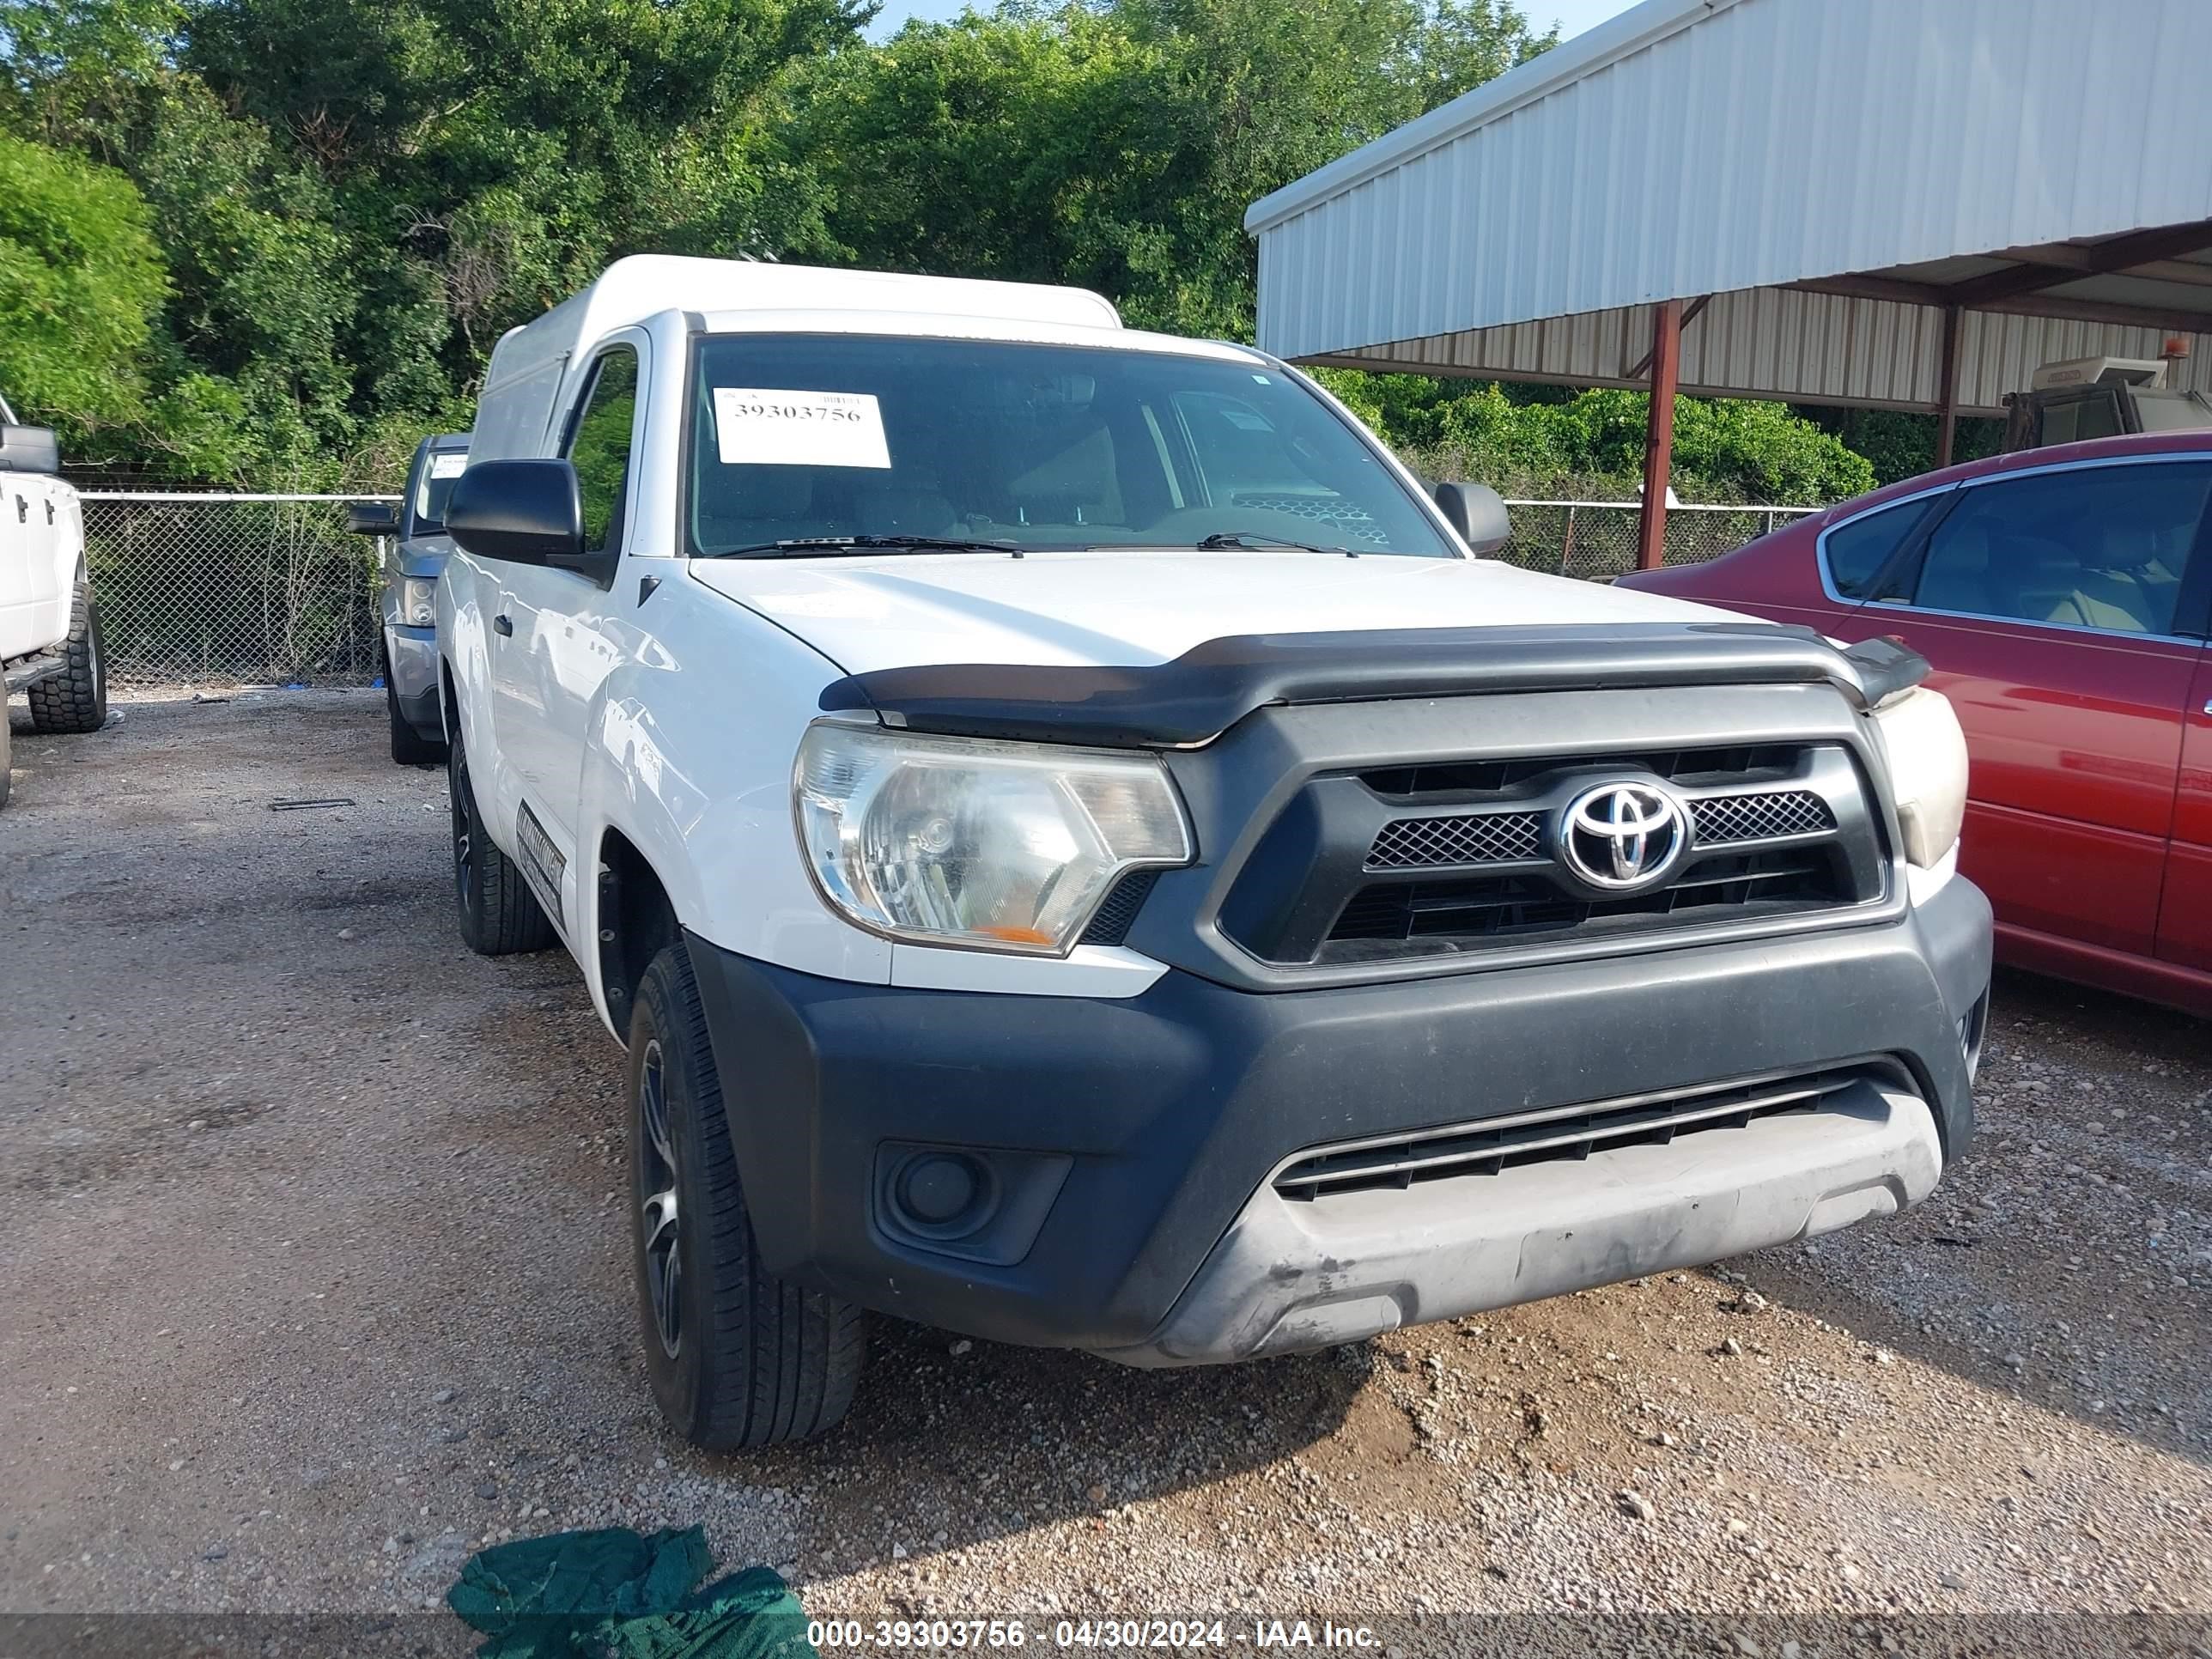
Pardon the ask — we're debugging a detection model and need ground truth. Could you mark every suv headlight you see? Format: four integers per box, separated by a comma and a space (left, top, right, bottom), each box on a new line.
1872, 686, 1967, 869
397, 575, 437, 628
794, 723, 1194, 954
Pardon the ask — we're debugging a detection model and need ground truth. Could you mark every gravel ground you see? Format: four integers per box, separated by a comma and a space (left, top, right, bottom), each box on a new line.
3, 693, 2208, 1656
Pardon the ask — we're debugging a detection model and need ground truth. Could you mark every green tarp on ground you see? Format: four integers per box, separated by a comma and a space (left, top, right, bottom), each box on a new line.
446, 1524, 817, 1659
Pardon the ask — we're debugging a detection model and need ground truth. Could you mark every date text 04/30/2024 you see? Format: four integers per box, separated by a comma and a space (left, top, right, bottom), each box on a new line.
805, 1620, 1392, 1650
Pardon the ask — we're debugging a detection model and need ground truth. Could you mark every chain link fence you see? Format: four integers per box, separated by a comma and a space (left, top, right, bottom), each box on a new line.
73, 492, 1817, 692
82, 494, 393, 691
1496, 500, 1818, 581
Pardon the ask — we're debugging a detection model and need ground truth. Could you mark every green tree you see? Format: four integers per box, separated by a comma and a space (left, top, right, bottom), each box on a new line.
0, 0, 182, 159
2, 0, 866, 482
0, 130, 167, 440
1667, 395, 1878, 502
179, 0, 865, 477
1316, 369, 1876, 505
1800, 404, 2002, 487
126, 77, 360, 479
1112, 0, 1553, 336
2, 0, 1911, 505
793, 0, 1553, 340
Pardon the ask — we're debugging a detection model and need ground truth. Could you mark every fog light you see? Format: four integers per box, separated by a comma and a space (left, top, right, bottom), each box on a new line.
897, 1153, 980, 1225
872, 1142, 1070, 1267
884, 1149, 1000, 1243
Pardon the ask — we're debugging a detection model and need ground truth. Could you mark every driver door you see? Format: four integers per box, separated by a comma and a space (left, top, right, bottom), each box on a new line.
487, 337, 644, 924
2, 473, 64, 654
0, 475, 33, 653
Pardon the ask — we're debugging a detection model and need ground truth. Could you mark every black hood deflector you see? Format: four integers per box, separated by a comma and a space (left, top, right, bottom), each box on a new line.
816, 623, 1929, 749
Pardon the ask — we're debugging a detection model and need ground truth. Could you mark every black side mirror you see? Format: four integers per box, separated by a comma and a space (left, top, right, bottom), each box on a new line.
446, 459, 590, 572
0, 423, 60, 476
1431, 481, 1511, 556
346, 501, 400, 536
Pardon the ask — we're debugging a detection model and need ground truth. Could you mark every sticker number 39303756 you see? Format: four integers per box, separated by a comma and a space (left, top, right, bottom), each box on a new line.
713, 387, 892, 470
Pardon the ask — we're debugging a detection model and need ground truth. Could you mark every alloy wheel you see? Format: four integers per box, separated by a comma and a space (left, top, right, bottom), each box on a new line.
637, 1039, 682, 1358
450, 750, 475, 917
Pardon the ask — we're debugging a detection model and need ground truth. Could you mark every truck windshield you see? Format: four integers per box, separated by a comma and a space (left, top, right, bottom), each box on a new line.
2131, 389, 2212, 435
684, 334, 1455, 559
413, 452, 467, 534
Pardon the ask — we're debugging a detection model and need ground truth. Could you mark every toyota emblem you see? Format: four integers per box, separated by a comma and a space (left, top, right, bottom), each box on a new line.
1557, 781, 1687, 891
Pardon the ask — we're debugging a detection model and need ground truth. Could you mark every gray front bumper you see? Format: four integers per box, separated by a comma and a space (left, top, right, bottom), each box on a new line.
382, 623, 441, 738
1110, 1076, 1941, 1365
691, 870, 1988, 1358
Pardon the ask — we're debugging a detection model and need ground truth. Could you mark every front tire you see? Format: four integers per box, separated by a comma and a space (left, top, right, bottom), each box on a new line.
447, 720, 556, 955
629, 944, 866, 1448
27, 574, 106, 735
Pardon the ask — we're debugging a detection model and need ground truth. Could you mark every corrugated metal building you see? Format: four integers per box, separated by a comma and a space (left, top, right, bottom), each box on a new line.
1245, 0, 2212, 559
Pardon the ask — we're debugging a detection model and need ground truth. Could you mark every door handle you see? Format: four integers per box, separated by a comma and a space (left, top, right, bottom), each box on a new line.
14, 495, 23, 523
45, 499, 54, 525
493, 613, 514, 636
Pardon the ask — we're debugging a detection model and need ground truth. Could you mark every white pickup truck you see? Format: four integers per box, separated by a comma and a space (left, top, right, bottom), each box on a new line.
435, 257, 1991, 1447
1, 395, 107, 807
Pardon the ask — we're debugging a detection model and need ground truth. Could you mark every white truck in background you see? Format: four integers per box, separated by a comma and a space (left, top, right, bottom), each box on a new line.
2002, 353, 2212, 450
431, 257, 1991, 1448
0, 394, 107, 808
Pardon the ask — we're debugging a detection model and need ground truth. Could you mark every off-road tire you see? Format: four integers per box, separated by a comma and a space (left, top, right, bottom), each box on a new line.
447, 720, 556, 955
385, 659, 447, 766
629, 943, 866, 1448
27, 574, 106, 735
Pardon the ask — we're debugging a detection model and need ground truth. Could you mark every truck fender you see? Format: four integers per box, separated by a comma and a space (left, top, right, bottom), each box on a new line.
569, 612, 894, 1038
438, 586, 498, 782
574, 684, 716, 1037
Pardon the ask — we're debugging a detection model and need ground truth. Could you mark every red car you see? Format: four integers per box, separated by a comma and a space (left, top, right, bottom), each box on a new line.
1620, 431, 2212, 1016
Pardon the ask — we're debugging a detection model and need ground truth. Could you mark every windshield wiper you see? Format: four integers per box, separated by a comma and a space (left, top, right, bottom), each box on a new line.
708, 534, 1020, 559
1194, 531, 1360, 557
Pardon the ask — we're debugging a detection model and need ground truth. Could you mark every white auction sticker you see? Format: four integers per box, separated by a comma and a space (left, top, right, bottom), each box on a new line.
428, 453, 468, 478
713, 388, 891, 469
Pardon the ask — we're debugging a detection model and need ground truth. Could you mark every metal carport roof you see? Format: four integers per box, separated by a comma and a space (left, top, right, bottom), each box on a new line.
1245, 0, 2212, 559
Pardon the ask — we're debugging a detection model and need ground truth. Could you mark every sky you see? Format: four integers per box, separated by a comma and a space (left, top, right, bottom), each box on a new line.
866, 0, 1642, 44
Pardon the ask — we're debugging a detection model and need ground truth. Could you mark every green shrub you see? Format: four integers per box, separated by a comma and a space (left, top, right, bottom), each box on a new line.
1316, 368, 1876, 504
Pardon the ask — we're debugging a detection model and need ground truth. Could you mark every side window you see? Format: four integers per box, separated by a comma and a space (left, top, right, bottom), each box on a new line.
2038, 390, 2124, 448
1821, 497, 1937, 599
566, 349, 640, 556
1905, 462, 2212, 635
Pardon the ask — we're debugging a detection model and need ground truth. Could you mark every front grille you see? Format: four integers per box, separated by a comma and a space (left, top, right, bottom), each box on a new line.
1369, 811, 1543, 868
1692, 789, 1834, 845
1327, 847, 1843, 957
1214, 733, 1883, 972
1273, 1065, 1891, 1201
1365, 788, 1836, 872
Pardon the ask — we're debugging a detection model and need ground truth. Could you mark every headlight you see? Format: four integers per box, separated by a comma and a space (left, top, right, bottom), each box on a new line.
1872, 686, 1967, 870
398, 576, 437, 629
793, 723, 1194, 955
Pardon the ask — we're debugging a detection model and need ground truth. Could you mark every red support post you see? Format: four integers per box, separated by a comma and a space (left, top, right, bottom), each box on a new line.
1636, 299, 1682, 572
1935, 304, 1963, 469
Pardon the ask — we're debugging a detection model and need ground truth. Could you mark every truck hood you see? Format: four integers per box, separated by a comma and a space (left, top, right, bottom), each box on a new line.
392, 532, 457, 580
686, 549, 1741, 674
